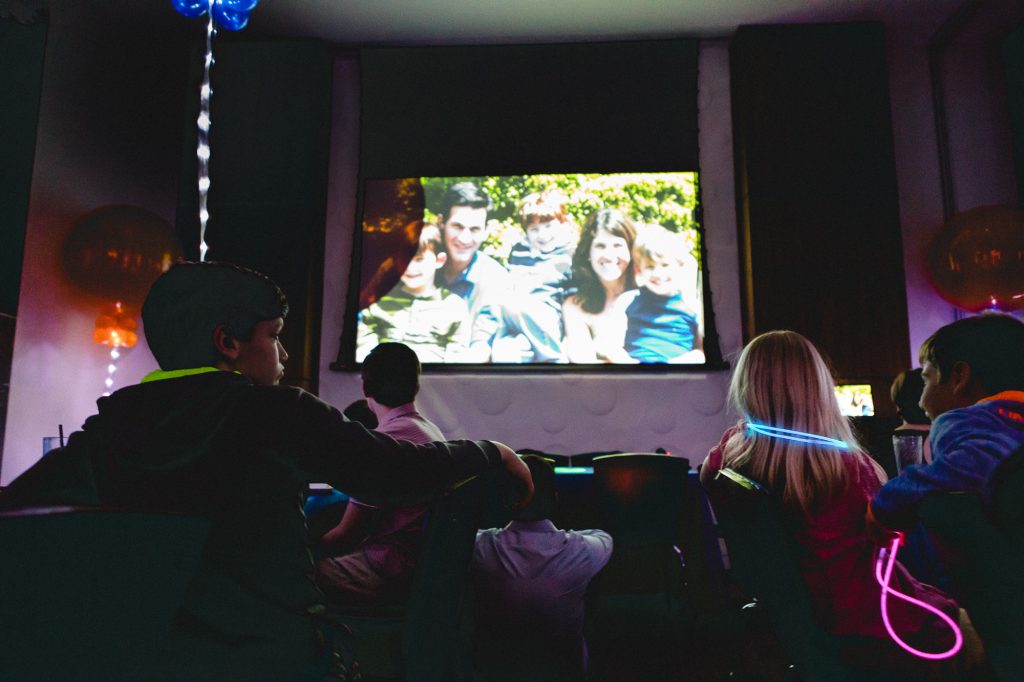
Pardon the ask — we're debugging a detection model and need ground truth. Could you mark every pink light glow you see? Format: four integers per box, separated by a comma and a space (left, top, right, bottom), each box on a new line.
874, 534, 963, 660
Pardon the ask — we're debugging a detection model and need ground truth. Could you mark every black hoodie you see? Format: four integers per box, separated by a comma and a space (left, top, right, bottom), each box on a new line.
4, 370, 500, 680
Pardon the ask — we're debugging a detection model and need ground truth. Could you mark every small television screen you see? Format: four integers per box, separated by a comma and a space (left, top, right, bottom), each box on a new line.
835, 384, 875, 417
350, 172, 705, 366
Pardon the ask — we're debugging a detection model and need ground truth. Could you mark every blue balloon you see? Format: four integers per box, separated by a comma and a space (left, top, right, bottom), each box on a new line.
172, 0, 208, 19
171, 0, 258, 31
212, 2, 251, 31
221, 0, 259, 11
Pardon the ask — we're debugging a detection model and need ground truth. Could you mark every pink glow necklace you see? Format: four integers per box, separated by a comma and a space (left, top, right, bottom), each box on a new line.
874, 533, 963, 660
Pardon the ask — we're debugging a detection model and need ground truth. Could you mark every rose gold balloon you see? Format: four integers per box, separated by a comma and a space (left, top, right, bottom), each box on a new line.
927, 205, 1024, 312
63, 205, 182, 307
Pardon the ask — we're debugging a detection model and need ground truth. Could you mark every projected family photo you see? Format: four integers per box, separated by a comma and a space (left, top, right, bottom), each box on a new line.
355, 173, 703, 365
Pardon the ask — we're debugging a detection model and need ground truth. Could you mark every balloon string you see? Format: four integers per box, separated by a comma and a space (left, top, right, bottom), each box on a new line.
196, 0, 216, 262
103, 347, 121, 397
875, 534, 963, 660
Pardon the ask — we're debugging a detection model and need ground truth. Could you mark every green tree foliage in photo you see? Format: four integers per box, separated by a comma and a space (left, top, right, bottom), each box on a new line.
421, 173, 699, 266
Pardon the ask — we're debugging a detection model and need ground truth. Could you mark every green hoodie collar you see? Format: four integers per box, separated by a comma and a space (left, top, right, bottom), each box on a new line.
140, 366, 229, 384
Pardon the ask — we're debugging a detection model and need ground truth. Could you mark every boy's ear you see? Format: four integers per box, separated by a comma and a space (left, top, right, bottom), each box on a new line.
434, 251, 448, 269
948, 360, 973, 396
212, 324, 241, 360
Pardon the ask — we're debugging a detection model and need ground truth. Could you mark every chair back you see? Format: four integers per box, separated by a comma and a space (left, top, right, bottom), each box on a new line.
921, 447, 1024, 681
592, 453, 690, 547
588, 454, 690, 638
0, 507, 209, 682
984, 446, 1024, 543
705, 470, 879, 682
401, 470, 496, 681
335, 469, 499, 681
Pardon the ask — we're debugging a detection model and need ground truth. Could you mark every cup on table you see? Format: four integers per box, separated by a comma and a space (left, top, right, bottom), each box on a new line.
891, 433, 924, 474
42, 436, 63, 455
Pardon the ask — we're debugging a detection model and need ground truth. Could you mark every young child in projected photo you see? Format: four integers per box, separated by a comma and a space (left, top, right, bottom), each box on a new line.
356, 224, 470, 363
623, 224, 704, 363
488, 189, 576, 362
700, 331, 969, 674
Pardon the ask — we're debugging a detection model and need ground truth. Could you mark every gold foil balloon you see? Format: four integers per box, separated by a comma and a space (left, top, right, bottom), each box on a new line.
92, 302, 138, 348
63, 205, 182, 307
927, 205, 1024, 312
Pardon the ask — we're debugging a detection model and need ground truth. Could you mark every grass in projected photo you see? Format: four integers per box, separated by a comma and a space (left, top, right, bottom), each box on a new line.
356, 173, 703, 366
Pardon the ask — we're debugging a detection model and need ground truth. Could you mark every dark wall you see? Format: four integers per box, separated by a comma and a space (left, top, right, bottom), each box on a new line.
0, 19, 47, 317
176, 41, 332, 392
359, 40, 699, 178
731, 23, 908, 415
0, 18, 47, 458
1005, 23, 1024, 205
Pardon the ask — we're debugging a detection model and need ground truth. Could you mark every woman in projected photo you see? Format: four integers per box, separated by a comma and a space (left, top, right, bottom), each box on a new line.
562, 208, 639, 363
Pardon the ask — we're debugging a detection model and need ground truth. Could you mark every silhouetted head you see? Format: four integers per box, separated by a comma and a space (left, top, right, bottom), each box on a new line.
362, 342, 421, 407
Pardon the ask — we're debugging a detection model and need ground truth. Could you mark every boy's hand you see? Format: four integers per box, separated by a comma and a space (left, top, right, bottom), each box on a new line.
491, 442, 534, 511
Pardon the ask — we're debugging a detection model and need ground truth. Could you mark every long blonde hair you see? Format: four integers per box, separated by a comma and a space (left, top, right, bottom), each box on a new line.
721, 331, 885, 515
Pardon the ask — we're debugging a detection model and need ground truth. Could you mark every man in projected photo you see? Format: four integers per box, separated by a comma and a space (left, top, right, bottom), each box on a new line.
435, 181, 512, 361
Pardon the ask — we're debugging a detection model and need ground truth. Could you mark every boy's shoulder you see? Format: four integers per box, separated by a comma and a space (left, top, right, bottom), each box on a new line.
931, 395, 1024, 452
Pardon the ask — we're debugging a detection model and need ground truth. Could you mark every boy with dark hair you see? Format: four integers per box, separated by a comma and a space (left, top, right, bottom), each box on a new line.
471, 455, 612, 678
870, 313, 1024, 530
1, 261, 532, 681
316, 343, 447, 607
356, 224, 470, 363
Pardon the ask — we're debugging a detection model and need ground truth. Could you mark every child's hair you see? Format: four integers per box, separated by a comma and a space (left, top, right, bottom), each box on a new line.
890, 369, 930, 425
362, 342, 421, 407
141, 261, 288, 371
439, 181, 492, 220
632, 224, 691, 269
721, 330, 882, 514
570, 208, 638, 314
513, 455, 557, 522
517, 189, 569, 229
919, 313, 1024, 394
417, 224, 443, 256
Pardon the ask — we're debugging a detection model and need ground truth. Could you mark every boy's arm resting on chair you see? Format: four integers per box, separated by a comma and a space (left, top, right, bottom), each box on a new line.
274, 388, 532, 509
869, 407, 1017, 533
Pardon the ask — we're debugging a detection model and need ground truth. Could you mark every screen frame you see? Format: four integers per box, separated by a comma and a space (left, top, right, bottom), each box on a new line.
332, 169, 727, 373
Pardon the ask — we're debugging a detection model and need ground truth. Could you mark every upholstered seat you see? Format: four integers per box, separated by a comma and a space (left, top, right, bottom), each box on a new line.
920, 447, 1024, 681
0, 507, 209, 682
330, 470, 501, 682
704, 470, 907, 681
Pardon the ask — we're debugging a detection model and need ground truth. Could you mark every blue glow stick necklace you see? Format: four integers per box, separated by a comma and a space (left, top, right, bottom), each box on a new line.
745, 422, 850, 450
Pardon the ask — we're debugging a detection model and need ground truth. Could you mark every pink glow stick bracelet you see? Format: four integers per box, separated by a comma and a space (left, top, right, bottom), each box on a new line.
874, 533, 963, 660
